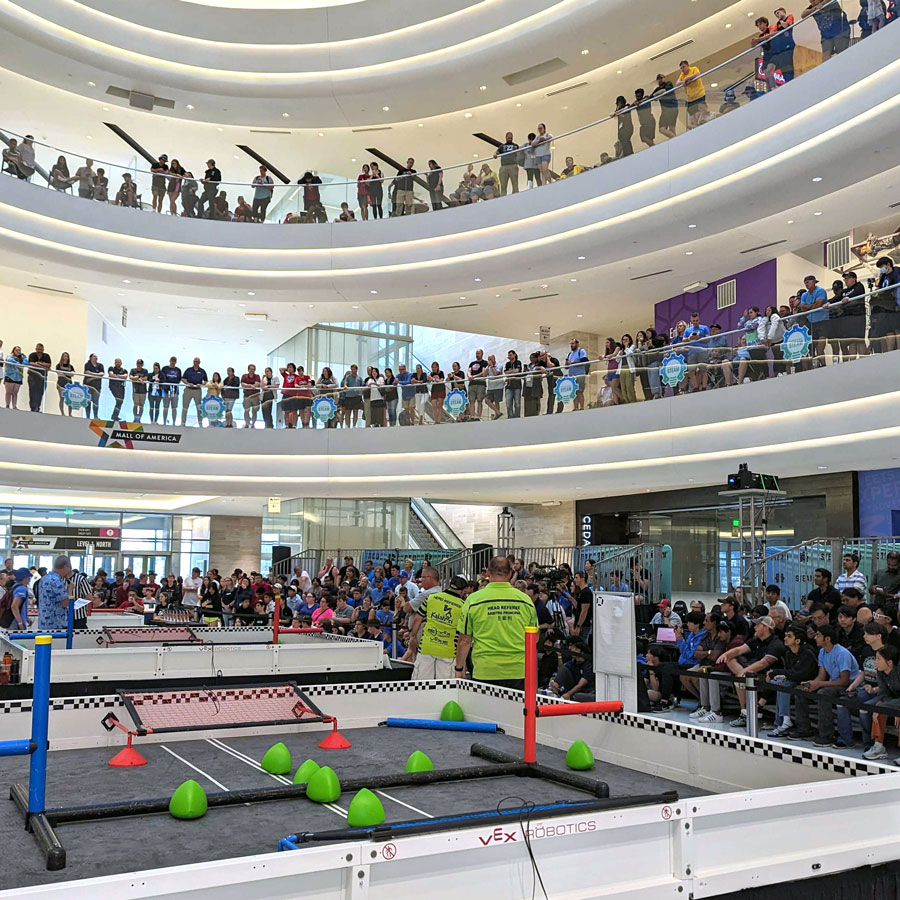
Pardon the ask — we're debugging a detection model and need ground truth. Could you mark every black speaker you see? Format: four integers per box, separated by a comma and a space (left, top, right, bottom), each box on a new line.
272, 545, 292, 566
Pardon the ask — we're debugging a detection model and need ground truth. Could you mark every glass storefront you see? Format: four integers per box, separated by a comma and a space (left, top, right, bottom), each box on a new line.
261, 497, 410, 570
1, 507, 211, 576
631, 497, 826, 595
268, 321, 412, 381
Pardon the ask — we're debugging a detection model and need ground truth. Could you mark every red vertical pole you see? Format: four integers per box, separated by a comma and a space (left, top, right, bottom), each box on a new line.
524, 626, 537, 764
273, 594, 281, 645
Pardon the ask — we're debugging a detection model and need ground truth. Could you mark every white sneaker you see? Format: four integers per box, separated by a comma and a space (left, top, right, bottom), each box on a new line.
863, 742, 888, 760
700, 711, 724, 724
689, 707, 710, 720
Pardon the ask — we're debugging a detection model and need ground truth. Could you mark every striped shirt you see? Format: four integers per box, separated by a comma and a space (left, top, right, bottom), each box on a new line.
835, 569, 868, 598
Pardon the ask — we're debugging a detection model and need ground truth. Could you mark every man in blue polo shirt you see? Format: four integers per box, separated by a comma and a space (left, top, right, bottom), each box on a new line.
181, 356, 208, 426
565, 338, 589, 411
682, 311, 711, 392
160, 356, 181, 426
788, 624, 859, 747
798, 275, 828, 369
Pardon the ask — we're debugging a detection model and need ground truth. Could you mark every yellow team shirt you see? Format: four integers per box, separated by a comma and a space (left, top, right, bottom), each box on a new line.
678, 67, 705, 102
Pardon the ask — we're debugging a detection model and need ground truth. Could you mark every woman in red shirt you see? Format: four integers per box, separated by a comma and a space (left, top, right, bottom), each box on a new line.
357, 164, 370, 221
295, 364, 314, 428
280, 362, 301, 429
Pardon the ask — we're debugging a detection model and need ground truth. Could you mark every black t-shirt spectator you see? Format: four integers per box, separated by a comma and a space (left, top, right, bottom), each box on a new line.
83, 360, 104, 392
28, 351, 50, 382
575, 586, 593, 629
728, 613, 750, 640
743, 634, 785, 667
837, 622, 866, 664
108, 365, 127, 397
504, 358, 523, 389
496, 141, 519, 165
223, 375, 240, 401
130, 367, 149, 395
651, 81, 678, 108
151, 161, 169, 192
841, 280, 866, 316
468, 359, 488, 383
806, 585, 842, 615
205, 167, 222, 185
395, 168, 416, 192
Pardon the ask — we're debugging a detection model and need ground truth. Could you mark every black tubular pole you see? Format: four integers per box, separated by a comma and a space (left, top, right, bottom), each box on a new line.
235, 145, 290, 184
529, 763, 609, 799
30, 812, 66, 871
292, 791, 681, 845
103, 123, 157, 166
46, 762, 530, 825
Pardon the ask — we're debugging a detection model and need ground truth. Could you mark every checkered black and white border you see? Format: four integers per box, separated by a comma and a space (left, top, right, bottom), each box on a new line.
304, 679, 456, 697
1, 696, 123, 714
458, 681, 893, 777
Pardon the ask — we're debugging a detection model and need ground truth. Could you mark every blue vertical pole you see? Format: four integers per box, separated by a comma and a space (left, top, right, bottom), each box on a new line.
66, 589, 74, 650
28, 635, 52, 814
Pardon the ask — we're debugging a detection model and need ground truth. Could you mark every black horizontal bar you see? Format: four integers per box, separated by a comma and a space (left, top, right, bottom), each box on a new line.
45, 761, 529, 825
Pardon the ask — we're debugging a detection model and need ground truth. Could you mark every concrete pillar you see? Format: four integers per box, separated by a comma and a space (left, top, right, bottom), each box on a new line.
209, 515, 262, 575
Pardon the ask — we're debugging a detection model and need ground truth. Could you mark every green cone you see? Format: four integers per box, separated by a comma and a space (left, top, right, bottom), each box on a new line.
293, 758, 321, 785
306, 765, 341, 803
440, 700, 465, 722
405, 750, 435, 773
346, 788, 386, 827
261, 741, 292, 775
168, 779, 208, 820
565, 739, 595, 771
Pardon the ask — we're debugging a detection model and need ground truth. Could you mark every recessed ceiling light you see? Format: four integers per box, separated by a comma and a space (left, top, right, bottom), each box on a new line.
122, 279, 131, 284
464, 112, 473, 118
117, 292, 125, 297
616, 69, 623, 74
102, 106, 109, 111
479, 85, 487, 91
812, 176, 823, 182
813, 211, 823, 216
787, 219, 795, 224
351, 157, 357, 162
562, 105, 568, 111
577, 314, 583, 318
685, 251, 694, 256
417, 123, 424, 127
688, 223, 697, 228
581, 49, 589, 55
186, 104, 195, 110
308, 303, 314, 308
233, 154, 239, 159
710, 83, 718, 88
247, 291, 255, 296
318, 132, 324, 137
382, 105, 390, 111
495, 294, 501, 298
570, 278, 577, 282
85, 135, 92, 140
460, 296, 467, 300
257, 328, 264, 332
541, 283, 549, 289
474, 277, 481, 282
88, 81, 96, 87
239, 303, 246, 307
370, 290, 378, 294
725, 22, 732, 28
534, 332, 539, 335
217, 127, 223, 132
281, 112, 289, 118
157, 315, 164, 319
817, 465, 827, 470
516, 102, 522, 108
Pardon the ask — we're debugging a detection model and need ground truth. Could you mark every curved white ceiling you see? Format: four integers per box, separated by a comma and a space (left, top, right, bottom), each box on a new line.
0, 0, 739, 125
0, 34, 898, 307
0, 354, 897, 504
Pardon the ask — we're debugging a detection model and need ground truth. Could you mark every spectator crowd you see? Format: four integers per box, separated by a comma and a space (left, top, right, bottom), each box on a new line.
640, 550, 900, 760
1, 264, 898, 427
2, 1, 893, 222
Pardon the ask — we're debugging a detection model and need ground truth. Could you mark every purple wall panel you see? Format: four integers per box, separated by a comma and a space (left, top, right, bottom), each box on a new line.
654, 260, 777, 337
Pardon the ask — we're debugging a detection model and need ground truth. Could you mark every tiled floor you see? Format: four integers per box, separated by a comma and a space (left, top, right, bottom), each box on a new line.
647, 699, 898, 765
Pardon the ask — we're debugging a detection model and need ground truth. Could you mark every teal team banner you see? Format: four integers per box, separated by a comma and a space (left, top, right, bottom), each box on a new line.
553, 375, 578, 404
312, 395, 337, 423
444, 388, 468, 418
781, 324, 812, 363
62, 382, 91, 410
659, 352, 687, 388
